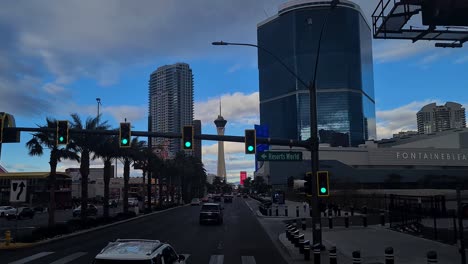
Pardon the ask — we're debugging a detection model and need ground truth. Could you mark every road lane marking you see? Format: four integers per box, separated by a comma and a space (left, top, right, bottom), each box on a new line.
49, 252, 87, 264
241, 256, 256, 264
209, 255, 224, 264
245, 200, 254, 212
9, 252, 54, 264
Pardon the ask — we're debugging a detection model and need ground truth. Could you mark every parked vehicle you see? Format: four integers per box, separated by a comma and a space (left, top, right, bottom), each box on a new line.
0, 206, 16, 217
6, 207, 35, 220
73, 204, 98, 217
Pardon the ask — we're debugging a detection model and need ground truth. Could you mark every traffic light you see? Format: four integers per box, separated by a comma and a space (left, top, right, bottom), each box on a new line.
182, 125, 194, 150
304, 172, 312, 195
317, 171, 330, 197
56, 120, 69, 145
119, 122, 131, 148
244, 129, 256, 154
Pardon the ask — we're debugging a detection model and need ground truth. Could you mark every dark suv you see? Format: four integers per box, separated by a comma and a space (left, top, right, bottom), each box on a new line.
199, 203, 223, 225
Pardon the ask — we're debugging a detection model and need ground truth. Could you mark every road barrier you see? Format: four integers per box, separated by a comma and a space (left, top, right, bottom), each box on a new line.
385, 247, 394, 264
427, 251, 437, 263
381, 211, 386, 226
363, 215, 368, 227
352, 250, 362, 264
314, 243, 321, 264
345, 213, 350, 228
301, 218, 306, 230
295, 234, 304, 248
329, 246, 337, 264
276, 206, 279, 216
304, 240, 310, 260
329, 216, 333, 229
296, 206, 299, 217
285, 206, 288, 217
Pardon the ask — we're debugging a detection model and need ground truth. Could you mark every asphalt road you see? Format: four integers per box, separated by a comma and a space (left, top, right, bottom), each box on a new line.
1, 197, 287, 264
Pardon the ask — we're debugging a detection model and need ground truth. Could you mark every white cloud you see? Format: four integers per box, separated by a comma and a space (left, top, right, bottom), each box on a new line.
227, 63, 243, 73
455, 55, 468, 64
102, 105, 147, 124
195, 92, 259, 126
43, 82, 67, 95
202, 142, 245, 156
376, 99, 441, 139
374, 41, 435, 63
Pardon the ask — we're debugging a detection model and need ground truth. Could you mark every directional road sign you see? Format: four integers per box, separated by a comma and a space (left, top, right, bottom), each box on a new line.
257, 151, 303, 161
10, 180, 27, 202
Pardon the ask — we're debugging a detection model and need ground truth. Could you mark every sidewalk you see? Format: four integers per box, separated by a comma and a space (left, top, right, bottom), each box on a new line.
280, 225, 462, 264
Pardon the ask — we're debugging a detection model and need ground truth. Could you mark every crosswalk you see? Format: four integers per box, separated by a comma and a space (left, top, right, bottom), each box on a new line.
8, 252, 258, 264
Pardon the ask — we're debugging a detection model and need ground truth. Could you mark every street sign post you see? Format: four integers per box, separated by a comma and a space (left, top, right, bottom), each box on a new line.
10, 180, 27, 202
257, 151, 303, 162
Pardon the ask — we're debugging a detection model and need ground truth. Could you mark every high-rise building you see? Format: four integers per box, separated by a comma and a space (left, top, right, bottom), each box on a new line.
149, 63, 194, 158
257, 0, 376, 147
214, 101, 227, 181
193, 119, 202, 160
417, 102, 466, 134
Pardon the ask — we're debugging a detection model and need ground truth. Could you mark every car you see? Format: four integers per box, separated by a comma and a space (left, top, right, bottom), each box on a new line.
109, 200, 118, 208
213, 195, 222, 202
201, 197, 209, 203
190, 198, 201, 206
128, 198, 139, 207
6, 207, 35, 220
223, 195, 233, 203
0, 206, 16, 217
73, 204, 98, 217
199, 203, 223, 225
243, 194, 249, 198
237, 193, 241, 197
93, 239, 186, 264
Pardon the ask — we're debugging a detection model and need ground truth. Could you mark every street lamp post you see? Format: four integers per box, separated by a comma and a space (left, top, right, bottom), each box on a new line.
96, 98, 101, 123
211, 0, 338, 248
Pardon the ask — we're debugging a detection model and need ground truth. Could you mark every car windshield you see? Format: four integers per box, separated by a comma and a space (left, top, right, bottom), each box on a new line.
201, 205, 219, 211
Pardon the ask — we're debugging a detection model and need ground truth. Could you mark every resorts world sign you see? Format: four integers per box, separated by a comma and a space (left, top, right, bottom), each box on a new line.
396, 151, 468, 161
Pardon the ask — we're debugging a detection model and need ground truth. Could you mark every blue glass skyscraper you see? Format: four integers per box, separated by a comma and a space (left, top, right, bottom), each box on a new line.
257, 0, 376, 147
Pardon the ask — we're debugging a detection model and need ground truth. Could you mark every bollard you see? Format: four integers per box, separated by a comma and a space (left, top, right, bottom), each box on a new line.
380, 211, 385, 226
287, 227, 296, 241
338, 206, 341, 216
296, 206, 300, 217
301, 218, 306, 230
276, 206, 279, 216
427, 250, 437, 264
328, 216, 333, 229
352, 250, 362, 264
329, 246, 337, 264
351, 206, 355, 216
385, 247, 394, 264
299, 237, 306, 254
314, 243, 321, 264
285, 206, 288, 217
5, 230, 11, 246
295, 234, 304, 248
345, 213, 350, 228
304, 240, 311, 260
363, 215, 368, 227
293, 231, 300, 245
268, 207, 272, 216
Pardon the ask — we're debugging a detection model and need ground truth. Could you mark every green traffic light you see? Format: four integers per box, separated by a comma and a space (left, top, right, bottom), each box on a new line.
122, 138, 128, 145
185, 141, 192, 148
247, 145, 254, 152
320, 187, 327, 193
59, 136, 64, 142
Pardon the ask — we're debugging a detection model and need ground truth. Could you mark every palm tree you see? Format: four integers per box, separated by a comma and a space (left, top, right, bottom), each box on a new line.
69, 114, 109, 220
93, 133, 119, 218
119, 137, 145, 213
26, 118, 79, 227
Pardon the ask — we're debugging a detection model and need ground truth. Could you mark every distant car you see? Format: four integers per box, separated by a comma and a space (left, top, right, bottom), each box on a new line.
73, 204, 98, 217
223, 195, 233, 203
243, 194, 249, 198
199, 203, 223, 225
237, 193, 241, 197
201, 197, 209, 203
109, 200, 118, 208
0, 206, 16, 217
6, 207, 35, 220
93, 239, 186, 264
213, 195, 222, 202
190, 198, 201, 206
128, 198, 139, 207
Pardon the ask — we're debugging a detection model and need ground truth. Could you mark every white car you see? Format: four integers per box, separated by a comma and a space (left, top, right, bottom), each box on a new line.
190, 198, 201, 206
93, 239, 186, 264
128, 198, 139, 207
0, 206, 16, 217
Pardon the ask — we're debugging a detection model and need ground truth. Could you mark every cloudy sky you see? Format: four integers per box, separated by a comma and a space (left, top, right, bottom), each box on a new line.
0, 0, 467, 182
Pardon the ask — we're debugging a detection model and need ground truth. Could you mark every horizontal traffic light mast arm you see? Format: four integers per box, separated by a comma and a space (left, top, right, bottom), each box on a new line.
8, 127, 310, 148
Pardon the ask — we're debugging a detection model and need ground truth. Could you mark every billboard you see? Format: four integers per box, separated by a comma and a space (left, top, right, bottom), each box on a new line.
240, 171, 247, 185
